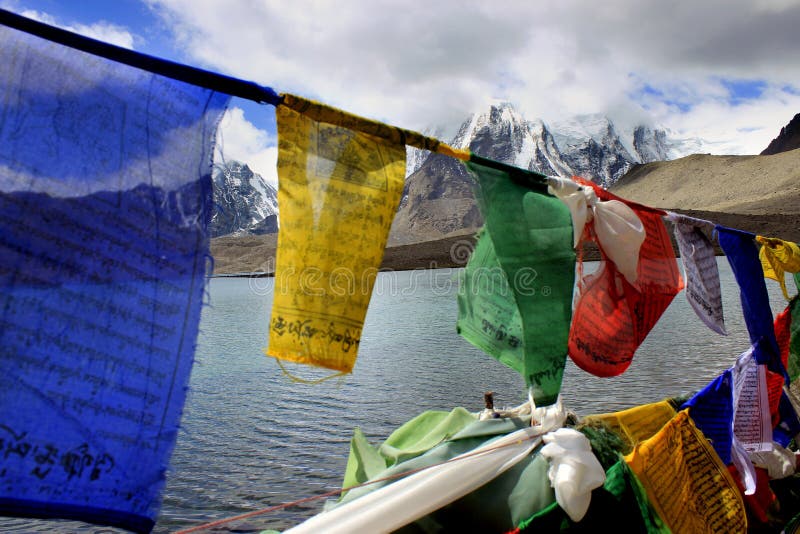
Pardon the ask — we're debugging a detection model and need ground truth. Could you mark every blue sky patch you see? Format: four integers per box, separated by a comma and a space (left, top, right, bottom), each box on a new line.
720, 78, 768, 105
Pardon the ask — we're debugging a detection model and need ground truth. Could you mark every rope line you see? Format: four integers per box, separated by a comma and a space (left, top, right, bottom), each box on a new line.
0, 8, 282, 105
173, 430, 543, 533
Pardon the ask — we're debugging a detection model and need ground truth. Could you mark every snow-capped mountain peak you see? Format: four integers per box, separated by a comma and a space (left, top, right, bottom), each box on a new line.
442, 102, 684, 186
211, 160, 278, 237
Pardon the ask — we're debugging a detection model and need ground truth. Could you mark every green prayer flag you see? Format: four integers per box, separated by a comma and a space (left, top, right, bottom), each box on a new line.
457, 155, 575, 405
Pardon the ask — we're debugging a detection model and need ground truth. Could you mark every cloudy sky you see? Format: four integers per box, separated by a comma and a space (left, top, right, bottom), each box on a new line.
3, 0, 799, 184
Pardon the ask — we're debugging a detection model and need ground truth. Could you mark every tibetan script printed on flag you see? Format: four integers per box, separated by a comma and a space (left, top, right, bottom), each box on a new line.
0, 23, 227, 532
267, 96, 405, 373
625, 411, 746, 533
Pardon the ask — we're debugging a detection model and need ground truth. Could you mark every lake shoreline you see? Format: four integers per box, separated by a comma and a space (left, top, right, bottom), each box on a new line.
210, 208, 800, 276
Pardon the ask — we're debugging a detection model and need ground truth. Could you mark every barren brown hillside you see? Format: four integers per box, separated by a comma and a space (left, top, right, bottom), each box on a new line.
610, 149, 800, 215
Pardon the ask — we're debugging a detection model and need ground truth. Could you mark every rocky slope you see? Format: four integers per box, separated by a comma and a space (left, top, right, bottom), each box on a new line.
610, 149, 800, 215
762, 113, 800, 155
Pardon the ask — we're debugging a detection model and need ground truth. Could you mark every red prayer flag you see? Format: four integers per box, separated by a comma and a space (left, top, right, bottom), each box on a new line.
568, 179, 684, 377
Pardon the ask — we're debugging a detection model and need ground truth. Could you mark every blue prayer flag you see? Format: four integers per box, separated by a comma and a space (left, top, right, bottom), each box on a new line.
0, 22, 228, 532
716, 226, 787, 380
681, 371, 734, 464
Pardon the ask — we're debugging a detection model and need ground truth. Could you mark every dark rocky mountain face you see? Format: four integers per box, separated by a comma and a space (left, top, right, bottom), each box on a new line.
391, 153, 480, 244
211, 161, 278, 237
762, 113, 800, 155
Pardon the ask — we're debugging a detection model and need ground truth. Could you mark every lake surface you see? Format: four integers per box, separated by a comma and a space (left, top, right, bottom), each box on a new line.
1, 260, 791, 532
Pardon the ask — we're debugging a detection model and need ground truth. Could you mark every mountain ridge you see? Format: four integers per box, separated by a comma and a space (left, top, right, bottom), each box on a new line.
389, 102, 691, 244
211, 160, 278, 237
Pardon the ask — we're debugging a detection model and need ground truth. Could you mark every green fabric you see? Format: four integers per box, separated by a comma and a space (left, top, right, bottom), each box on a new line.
788, 295, 800, 382
457, 154, 575, 406
337, 414, 555, 532
379, 407, 477, 466
577, 422, 628, 471
342, 427, 389, 493
518, 459, 669, 533
342, 407, 477, 492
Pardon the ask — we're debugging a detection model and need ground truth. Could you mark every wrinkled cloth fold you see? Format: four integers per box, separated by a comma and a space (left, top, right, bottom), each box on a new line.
757, 236, 800, 300
457, 156, 575, 405
267, 96, 405, 373
750, 441, 798, 480
288, 427, 544, 534
549, 176, 645, 283
668, 212, 727, 335
540, 428, 606, 522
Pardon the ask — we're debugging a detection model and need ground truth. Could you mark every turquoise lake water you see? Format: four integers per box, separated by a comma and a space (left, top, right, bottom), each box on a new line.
1, 260, 791, 532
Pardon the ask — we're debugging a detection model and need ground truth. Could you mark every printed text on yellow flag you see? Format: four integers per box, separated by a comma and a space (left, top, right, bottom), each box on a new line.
625, 410, 746, 532
266, 103, 405, 373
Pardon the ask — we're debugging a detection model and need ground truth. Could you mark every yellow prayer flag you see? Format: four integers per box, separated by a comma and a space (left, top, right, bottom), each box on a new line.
266, 97, 405, 373
757, 236, 800, 300
584, 400, 676, 454
625, 410, 746, 532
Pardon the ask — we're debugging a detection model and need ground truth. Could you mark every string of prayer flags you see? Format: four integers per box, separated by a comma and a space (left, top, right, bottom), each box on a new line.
278, 94, 470, 162
566, 178, 683, 377
757, 236, 800, 300
457, 155, 575, 406
717, 226, 787, 380
682, 364, 764, 495
266, 95, 405, 373
681, 351, 769, 495
719, 227, 791, 437
624, 411, 747, 533
0, 22, 228, 532
667, 212, 727, 335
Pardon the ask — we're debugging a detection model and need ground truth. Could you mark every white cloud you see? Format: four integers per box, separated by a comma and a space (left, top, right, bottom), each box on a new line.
215, 107, 278, 185
17, 8, 136, 49
147, 0, 800, 154
654, 88, 800, 154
